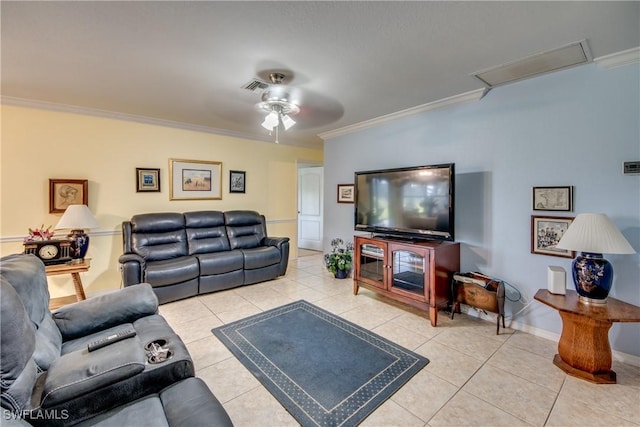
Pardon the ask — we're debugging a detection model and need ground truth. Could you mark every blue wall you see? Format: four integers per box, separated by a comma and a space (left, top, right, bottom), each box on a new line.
323, 62, 640, 357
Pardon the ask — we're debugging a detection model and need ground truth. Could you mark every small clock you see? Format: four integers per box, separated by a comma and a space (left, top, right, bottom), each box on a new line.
39, 244, 59, 260
23, 240, 73, 265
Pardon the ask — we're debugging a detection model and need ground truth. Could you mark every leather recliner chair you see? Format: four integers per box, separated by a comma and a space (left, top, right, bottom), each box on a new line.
0, 254, 232, 426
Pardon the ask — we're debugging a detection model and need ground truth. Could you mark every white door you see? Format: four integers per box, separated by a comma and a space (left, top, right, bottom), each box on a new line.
298, 166, 323, 251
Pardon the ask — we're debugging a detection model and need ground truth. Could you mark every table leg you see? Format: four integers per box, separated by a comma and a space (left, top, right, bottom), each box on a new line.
555, 311, 616, 384
429, 305, 438, 327
70, 272, 87, 301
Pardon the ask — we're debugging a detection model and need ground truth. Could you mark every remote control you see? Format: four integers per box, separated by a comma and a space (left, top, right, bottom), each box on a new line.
87, 328, 137, 352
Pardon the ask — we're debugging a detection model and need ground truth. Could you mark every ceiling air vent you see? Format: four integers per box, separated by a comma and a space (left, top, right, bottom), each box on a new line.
472, 40, 592, 88
241, 79, 270, 93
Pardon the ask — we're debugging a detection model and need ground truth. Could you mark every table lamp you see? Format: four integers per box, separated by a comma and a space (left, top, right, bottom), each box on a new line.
555, 213, 635, 304
55, 204, 99, 262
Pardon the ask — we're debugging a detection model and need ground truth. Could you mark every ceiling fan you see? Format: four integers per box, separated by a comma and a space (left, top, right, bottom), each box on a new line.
241, 70, 344, 143
247, 72, 300, 143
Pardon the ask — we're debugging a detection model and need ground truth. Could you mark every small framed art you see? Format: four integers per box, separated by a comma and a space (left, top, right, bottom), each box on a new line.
337, 184, 355, 203
136, 168, 161, 192
229, 170, 246, 193
531, 215, 575, 258
533, 186, 573, 211
49, 179, 88, 213
169, 158, 222, 200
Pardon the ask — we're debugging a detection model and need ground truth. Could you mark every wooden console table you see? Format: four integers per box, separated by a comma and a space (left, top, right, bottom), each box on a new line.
46, 260, 90, 309
534, 289, 640, 384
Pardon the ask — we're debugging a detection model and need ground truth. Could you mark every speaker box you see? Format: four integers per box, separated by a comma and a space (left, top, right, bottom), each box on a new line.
547, 266, 566, 295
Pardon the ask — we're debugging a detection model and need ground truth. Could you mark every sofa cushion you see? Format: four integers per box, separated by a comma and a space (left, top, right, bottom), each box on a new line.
130, 213, 188, 261
185, 211, 230, 254
196, 251, 244, 275
74, 378, 233, 427
144, 257, 199, 287
242, 246, 281, 270
1, 254, 62, 371
225, 210, 266, 250
0, 279, 38, 413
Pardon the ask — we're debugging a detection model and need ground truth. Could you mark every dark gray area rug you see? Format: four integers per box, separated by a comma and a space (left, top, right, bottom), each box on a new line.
212, 300, 428, 426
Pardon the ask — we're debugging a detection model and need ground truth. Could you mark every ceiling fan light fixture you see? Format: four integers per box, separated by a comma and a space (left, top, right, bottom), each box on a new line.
252, 72, 300, 142
281, 114, 296, 130
261, 110, 279, 130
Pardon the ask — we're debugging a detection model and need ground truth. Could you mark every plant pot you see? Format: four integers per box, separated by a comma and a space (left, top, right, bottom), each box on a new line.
334, 269, 349, 279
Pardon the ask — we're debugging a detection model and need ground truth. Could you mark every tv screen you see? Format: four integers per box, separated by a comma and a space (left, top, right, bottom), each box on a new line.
354, 163, 455, 241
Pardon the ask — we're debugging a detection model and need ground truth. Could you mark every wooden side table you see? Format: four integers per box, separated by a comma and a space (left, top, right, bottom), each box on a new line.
534, 289, 640, 384
46, 259, 91, 309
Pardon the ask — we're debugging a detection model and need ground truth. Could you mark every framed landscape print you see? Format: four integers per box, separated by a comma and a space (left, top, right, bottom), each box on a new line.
169, 159, 222, 200
337, 184, 355, 203
533, 186, 573, 211
49, 179, 88, 213
531, 215, 575, 258
229, 170, 246, 193
136, 168, 161, 192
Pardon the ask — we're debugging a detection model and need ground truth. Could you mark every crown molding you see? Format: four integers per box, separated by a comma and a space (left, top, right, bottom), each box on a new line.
0, 96, 277, 144
319, 88, 487, 141
594, 46, 640, 69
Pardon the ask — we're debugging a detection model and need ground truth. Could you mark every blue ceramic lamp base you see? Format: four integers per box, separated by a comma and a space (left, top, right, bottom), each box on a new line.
68, 229, 90, 262
572, 252, 612, 304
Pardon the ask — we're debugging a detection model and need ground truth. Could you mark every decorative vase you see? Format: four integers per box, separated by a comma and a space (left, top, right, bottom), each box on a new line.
572, 252, 613, 304
334, 269, 349, 279
68, 229, 90, 261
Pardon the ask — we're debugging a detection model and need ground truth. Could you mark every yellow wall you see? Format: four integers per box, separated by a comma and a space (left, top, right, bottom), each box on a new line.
1, 104, 323, 298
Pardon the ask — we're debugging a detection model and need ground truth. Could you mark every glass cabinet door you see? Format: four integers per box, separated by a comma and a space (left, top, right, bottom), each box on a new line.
390, 246, 426, 297
357, 241, 386, 288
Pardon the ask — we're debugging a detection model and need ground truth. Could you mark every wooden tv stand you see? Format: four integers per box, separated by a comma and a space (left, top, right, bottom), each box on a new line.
353, 235, 460, 327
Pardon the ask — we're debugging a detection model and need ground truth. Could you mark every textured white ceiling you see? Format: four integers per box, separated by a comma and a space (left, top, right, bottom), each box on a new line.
2, 1, 639, 148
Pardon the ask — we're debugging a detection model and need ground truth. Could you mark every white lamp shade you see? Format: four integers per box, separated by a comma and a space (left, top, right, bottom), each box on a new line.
261, 110, 279, 130
281, 114, 296, 130
555, 213, 635, 254
55, 205, 99, 230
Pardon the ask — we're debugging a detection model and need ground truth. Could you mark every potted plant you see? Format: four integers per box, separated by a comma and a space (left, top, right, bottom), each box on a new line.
324, 238, 353, 279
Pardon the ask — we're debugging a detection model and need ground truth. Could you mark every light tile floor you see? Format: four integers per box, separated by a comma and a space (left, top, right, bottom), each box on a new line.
159, 254, 640, 427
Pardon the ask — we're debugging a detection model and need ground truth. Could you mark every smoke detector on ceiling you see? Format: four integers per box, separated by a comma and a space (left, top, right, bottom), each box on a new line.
472, 40, 593, 88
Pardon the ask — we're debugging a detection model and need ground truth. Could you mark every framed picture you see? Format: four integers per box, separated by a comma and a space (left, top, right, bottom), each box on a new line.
531, 215, 575, 258
229, 170, 246, 193
136, 168, 161, 192
533, 186, 573, 211
49, 179, 88, 213
169, 158, 222, 200
337, 184, 355, 203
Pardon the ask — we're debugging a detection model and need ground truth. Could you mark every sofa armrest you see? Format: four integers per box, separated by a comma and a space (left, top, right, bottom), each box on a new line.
39, 337, 145, 408
118, 253, 145, 286
53, 283, 158, 341
263, 236, 290, 250
263, 237, 290, 276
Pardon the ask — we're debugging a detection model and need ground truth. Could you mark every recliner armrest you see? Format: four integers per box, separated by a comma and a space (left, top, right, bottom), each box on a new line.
119, 253, 145, 286
263, 236, 290, 250
53, 283, 158, 341
39, 337, 145, 408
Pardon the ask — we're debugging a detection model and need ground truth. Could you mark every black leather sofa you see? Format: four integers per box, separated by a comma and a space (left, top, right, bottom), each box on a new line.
119, 210, 290, 304
0, 254, 233, 427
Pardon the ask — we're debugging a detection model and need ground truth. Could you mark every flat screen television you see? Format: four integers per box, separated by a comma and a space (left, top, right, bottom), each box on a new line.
354, 163, 455, 241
